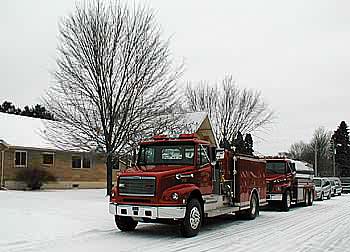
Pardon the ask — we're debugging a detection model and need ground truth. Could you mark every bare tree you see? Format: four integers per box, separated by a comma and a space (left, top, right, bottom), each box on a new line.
289, 127, 332, 176
44, 0, 181, 195
185, 75, 274, 146
289, 141, 309, 160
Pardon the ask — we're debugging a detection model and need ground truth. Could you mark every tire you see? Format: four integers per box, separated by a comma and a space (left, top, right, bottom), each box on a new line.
320, 192, 324, 201
241, 193, 259, 220
303, 191, 309, 207
327, 191, 331, 199
181, 198, 202, 237
115, 215, 138, 232
338, 192, 341, 196
308, 190, 314, 206
281, 190, 291, 211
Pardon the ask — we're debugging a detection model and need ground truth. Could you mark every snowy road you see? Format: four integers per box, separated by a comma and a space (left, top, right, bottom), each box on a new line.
1, 189, 350, 252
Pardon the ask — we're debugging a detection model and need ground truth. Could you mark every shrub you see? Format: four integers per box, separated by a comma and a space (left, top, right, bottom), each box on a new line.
15, 168, 56, 190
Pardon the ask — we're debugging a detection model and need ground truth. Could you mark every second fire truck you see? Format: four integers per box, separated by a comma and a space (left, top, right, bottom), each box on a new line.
265, 158, 315, 211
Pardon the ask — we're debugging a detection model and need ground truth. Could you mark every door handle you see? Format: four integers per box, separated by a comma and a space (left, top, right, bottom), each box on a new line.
176, 173, 194, 180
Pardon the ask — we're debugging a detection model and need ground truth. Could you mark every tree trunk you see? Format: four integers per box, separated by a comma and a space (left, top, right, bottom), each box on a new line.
106, 154, 113, 196
132, 148, 137, 166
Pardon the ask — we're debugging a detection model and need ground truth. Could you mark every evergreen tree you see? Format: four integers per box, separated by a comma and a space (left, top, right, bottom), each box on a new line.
245, 133, 254, 155
0, 101, 55, 120
219, 138, 231, 149
233, 131, 246, 154
0, 101, 21, 114
332, 121, 350, 177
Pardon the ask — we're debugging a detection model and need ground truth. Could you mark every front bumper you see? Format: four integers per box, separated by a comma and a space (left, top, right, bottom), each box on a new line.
267, 193, 283, 201
109, 203, 186, 219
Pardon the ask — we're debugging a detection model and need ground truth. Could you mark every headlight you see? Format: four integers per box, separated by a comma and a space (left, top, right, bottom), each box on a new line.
171, 192, 179, 201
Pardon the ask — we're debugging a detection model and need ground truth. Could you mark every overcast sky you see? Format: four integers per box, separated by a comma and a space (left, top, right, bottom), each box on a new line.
1, 0, 350, 155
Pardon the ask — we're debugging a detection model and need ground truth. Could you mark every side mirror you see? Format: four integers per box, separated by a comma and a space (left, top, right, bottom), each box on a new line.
211, 161, 217, 167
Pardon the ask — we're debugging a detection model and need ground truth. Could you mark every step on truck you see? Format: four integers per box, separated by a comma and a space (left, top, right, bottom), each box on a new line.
109, 134, 267, 237
265, 158, 315, 211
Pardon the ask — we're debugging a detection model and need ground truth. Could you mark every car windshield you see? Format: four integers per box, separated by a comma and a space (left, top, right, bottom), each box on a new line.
314, 179, 321, 187
138, 143, 195, 165
266, 161, 285, 174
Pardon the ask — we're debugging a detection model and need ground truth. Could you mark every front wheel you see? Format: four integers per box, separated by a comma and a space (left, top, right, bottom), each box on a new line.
115, 216, 138, 232
181, 199, 202, 237
281, 190, 291, 211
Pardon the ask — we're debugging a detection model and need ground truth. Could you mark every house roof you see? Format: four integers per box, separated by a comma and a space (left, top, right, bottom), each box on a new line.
0, 112, 57, 150
173, 112, 217, 146
176, 111, 208, 133
0, 111, 217, 150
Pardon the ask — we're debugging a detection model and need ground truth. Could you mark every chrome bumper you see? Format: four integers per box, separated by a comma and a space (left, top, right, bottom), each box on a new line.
267, 193, 283, 201
109, 203, 186, 219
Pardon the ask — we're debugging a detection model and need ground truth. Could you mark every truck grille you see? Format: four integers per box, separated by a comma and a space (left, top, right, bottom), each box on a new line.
119, 176, 156, 196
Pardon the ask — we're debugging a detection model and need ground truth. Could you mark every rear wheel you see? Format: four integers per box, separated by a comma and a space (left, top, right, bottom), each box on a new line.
241, 193, 259, 220
181, 198, 202, 237
303, 191, 309, 207
281, 190, 291, 211
308, 190, 314, 206
115, 216, 138, 232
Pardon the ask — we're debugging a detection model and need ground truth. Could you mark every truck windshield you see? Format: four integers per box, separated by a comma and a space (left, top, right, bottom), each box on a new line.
314, 179, 321, 187
138, 143, 195, 165
266, 162, 285, 174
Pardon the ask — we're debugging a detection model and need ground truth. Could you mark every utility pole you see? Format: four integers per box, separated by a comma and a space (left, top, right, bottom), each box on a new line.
314, 144, 318, 176
332, 140, 336, 177
1, 150, 4, 189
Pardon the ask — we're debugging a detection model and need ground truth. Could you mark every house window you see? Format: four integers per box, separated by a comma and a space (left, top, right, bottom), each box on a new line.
42, 153, 54, 165
83, 157, 91, 168
72, 155, 82, 168
72, 155, 91, 169
15, 151, 27, 167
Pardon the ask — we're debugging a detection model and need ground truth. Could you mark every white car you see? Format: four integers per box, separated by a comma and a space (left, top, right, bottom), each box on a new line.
329, 177, 342, 196
314, 177, 331, 200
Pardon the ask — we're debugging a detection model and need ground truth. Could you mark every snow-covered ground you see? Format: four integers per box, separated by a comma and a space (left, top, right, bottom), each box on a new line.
1, 189, 350, 252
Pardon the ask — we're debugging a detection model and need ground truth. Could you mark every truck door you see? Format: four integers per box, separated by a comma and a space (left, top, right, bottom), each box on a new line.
196, 144, 213, 195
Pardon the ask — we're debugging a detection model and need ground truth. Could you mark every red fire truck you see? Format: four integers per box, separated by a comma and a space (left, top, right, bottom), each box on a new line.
109, 134, 267, 237
266, 158, 315, 211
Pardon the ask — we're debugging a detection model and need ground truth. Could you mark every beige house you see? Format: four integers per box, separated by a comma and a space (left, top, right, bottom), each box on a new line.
0, 111, 215, 190
0, 112, 120, 189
